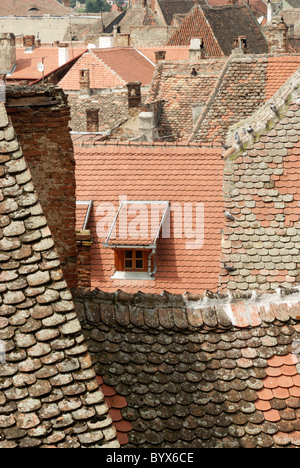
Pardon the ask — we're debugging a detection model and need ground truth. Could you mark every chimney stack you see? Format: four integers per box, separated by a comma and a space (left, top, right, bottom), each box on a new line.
86, 109, 99, 132
264, 17, 288, 54
139, 112, 156, 142
126, 82, 142, 109
62, 0, 71, 7
24, 35, 35, 51
189, 38, 205, 60
0, 33, 16, 76
79, 69, 91, 96
58, 43, 69, 67
155, 50, 166, 63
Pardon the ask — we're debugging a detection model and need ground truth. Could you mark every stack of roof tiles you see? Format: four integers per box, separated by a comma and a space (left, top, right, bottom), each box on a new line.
0, 104, 119, 448
74, 287, 300, 448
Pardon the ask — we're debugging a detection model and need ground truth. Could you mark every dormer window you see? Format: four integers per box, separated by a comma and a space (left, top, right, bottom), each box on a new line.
104, 200, 169, 280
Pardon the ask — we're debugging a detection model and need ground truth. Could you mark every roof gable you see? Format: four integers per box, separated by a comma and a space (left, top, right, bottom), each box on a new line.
166, 4, 268, 55
59, 48, 155, 91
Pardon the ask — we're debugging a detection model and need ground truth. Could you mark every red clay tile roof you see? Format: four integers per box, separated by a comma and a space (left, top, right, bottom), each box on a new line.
59, 48, 155, 90
75, 286, 300, 448
190, 54, 300, 146
74, 142, 224, 294
165, 3, 268, 56
0, 102, 119, 448
146, 58, 226, 140
220, 65, 300, 293
7, 46, 86, 83
137, 46, 190, 62
157, 0, 196, 25
0, 0, 70, 16
96, 376, 132, 446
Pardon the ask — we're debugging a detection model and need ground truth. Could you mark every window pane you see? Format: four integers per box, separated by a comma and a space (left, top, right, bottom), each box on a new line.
136, 251, 143, 259
125, 259, 133, 269
136, 260, 143, 269
125, 251, 133, 259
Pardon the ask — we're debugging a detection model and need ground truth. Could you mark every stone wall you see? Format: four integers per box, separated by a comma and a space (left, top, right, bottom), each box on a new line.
5, 85, 77, 289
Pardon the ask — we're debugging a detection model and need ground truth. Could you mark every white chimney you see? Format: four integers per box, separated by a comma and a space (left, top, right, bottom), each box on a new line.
0, 33, 16, 75
99, 35, 114, 49
267, 0, 272, 24
189, 38, 204, 60
139, 112, 156, 142
58, 43, 69, 67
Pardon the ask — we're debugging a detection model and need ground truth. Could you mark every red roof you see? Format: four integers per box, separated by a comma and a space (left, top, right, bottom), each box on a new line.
75, 142, 224, 294
138, 46, 190, 62
7, 46, 86, 82
59, 48, 155, 90
0, 0, 70, 16
96, 376, 132, 446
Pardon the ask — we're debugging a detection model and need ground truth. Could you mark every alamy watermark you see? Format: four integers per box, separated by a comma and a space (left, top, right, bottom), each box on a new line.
97, 196, 205, 250
0, 79, 6, 104
0, 340, 5, 363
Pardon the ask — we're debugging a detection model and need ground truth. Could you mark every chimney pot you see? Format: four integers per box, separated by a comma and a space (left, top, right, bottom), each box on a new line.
79, 68, 91, 96
189, 38, 205, 60
86, 109, 99, 132
155, 50, 166, 63
24, 35, 35, 49
58, 43, 69, 67
126, 81, 142, 109
0, 33, 16, 75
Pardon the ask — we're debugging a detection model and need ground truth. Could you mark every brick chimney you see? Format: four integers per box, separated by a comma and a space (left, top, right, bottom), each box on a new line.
189, 38, 205, 60
232, 36, 247, 55
155, 50, 166, 63
58, 43, 69, 67
264, 17, 288, 54
86, 109, 99, 132
24, 35, 35, 51
79, 69, 91, 96
126, 82, 142, 109
0, 33, 16, 76
62, 0, 71, 7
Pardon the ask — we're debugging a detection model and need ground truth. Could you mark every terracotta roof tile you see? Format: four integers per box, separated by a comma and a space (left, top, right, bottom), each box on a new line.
0, 0, 69, 16
75, 287, 300, 448
59, 48, 154, 91
0, 103, 119, 448
166, 4, 268, 56
7, 47, 86, 83
74, 143, 224, 294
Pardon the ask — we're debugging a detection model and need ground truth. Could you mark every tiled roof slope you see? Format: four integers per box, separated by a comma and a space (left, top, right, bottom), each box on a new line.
165, 4, 268, 56
118, 5, 162, 33
138, 47, 190, 62
146, 58, 226, 140
0, 0, 70, 16
74, 286, 300, 448
190, 54, 300, 146
0, 104, 119, 448
220, 65, 300, 293
74, 143, 224, 294
165, 4, 222, 55
7, 47, 86, 83
59, 48, 154, 91
157, 0, 195, 25
67, 92, 129, 133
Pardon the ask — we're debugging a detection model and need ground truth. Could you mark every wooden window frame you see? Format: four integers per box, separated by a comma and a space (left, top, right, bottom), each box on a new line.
114, 249, 150, 273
